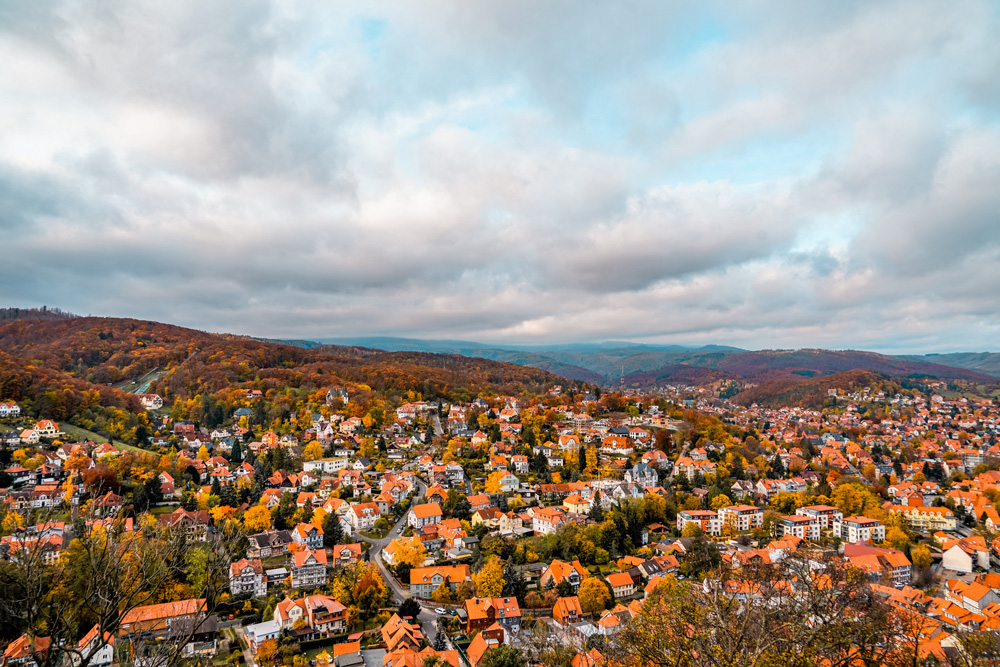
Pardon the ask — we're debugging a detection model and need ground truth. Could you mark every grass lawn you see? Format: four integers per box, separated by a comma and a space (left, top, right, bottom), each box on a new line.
149, 504, 178, 515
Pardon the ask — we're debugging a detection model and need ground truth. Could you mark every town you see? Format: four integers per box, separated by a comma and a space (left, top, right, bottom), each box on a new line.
2, 367, 1000, 667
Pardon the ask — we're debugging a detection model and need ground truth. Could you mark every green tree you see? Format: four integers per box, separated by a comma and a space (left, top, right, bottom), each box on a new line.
480, 646, 527, 667
679, 532, 721, 580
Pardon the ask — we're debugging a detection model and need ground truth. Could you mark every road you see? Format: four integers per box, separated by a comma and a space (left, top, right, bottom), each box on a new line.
354, 477, 441, 643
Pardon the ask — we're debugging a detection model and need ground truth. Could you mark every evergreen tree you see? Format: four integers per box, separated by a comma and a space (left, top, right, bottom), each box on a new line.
502, 561, 527, 602
219, 483, 238, 508
181, 490, 198, 511
323, 510, 343, 547
231, 441, 243, 464
769, 454, 785, 479
589, 494, 604, 522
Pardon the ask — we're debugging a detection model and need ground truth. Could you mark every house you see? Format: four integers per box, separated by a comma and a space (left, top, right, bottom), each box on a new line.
540, 559, 588, 592
303, 594, 348, 635
409, 502, 443, 529
119, 598, 207, 636
0, 402, 21, 418
293, 523, 324, 550
947, 579, 1000, 613
780, 515, 820, 541
798, 505, 843, 530
498, 511, 524, 535
158, 508, 211, 542
136, 394, 164, 410
382, 613, 424, 653
843, 543, 912, 588
230, 558, 267, 598
463, 597, 522, 634
624, 463, 657, 488
942, 536, 991, 574
510, 455, 529, 474
291, 549, 328, 589
274, 597, 307, 630
563, 494, 590, 514
832, 517, 885, 544
606, 572, 637, 599
245, 620, 281, 652
718, 505, 763, 533
472, 507, 504, 528
886, 505, 957, 532
409, 565, 471, 599
466, 624, 506, 667
677, 510, 721, 536
3, 634, 50, 667
332, 543, 364, 568
247, 530, 294, 559
33, 420, 61, 439
73, 624, 114, 667
552, 596, 584, 625
532, 507, 566, 535
467, 494, 492, 512
498, 472, 520, 492
348, 502, 381, 532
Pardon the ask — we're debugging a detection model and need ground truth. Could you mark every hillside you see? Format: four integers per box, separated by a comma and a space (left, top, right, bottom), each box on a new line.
624, 364, 738, 387
900, 352, 1000, 378
0, 318, 578, 410
712, 349, 993, 383
730, 369, 906, 409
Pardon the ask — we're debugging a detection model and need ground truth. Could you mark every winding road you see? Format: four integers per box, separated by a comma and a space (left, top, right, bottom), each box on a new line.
354, 477, 443, 643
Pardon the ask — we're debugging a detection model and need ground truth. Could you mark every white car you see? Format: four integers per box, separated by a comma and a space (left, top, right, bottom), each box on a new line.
435, 608, 447, 615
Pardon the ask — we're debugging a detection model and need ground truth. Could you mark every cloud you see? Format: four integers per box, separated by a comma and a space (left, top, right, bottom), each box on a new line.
0, 0, 998, 352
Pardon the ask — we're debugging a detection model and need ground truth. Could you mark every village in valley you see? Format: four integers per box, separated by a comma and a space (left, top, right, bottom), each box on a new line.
4, 362, 1000, 667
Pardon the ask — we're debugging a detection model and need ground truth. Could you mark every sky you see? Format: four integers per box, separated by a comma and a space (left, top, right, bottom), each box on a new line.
1, 1, 999, 353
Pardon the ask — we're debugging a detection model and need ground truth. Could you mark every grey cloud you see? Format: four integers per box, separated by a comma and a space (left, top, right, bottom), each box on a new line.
1, 0, 999, 353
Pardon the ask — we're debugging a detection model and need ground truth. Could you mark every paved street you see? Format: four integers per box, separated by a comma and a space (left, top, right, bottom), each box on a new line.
354, 477, 441, 642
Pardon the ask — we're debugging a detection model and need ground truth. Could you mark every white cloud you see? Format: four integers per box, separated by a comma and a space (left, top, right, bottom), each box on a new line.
0, 0, 998, 353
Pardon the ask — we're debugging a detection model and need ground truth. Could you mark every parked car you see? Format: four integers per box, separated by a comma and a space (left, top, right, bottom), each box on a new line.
435, 607, 447, 615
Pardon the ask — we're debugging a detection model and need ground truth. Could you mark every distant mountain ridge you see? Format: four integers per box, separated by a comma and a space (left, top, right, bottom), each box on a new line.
900, 352, 1000, 378
312, 336, 996, 387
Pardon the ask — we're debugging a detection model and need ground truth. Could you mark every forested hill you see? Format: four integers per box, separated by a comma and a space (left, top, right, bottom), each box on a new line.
0, 316, 579, 410
730, 369, 907, 409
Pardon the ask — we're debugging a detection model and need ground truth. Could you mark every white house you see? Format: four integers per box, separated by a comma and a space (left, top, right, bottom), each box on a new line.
942, 537, 991, 574
833, 516, 885, 544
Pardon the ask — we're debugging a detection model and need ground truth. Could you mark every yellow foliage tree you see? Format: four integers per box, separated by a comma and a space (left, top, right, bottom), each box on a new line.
884, 526, 910, 552
211, 505, 239, 524
432, 582, 454, 604
197, 445, 210, 461
303, 440, 324, 461
578, 577, 611, 615
473, 556, 504, 597
710, 494, 732, 511
257, 639, 278, 661
485, 471, 505, 494
912, 543, 933, 568
244, 504, 272, 533
585, 446, 598, 475
681, 522, 703, 538
391, 537, 427, 569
